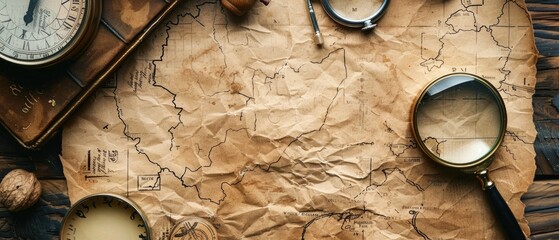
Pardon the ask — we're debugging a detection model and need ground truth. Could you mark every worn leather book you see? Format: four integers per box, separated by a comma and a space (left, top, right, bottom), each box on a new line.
0, 0, 180, 149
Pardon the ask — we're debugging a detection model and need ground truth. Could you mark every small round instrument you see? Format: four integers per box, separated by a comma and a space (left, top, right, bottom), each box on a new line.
306, 0, 390, 45
0, 0, 101, 68
60, 193, 151, 240
320, 0, 389, 30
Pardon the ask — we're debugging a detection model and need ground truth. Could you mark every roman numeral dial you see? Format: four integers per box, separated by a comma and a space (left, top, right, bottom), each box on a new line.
0, 0, 100, 68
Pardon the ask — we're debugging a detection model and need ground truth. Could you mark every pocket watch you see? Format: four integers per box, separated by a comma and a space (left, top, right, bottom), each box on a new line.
60, 193, 151, 240
0, 0, 101, 68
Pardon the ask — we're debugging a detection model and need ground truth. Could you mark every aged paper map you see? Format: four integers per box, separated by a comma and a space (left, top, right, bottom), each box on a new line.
61, 0, 538, 239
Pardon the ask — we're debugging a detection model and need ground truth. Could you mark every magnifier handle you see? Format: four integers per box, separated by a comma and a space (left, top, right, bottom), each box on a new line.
477, 171, 525, 240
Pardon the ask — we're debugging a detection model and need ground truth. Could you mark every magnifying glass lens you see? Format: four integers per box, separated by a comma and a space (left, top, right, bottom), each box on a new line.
412, 74, 523, 239
414, 75, 505, 165
327, 0, 384, 20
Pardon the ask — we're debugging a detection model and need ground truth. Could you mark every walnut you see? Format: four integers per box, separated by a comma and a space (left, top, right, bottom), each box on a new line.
0, 169, 42, 212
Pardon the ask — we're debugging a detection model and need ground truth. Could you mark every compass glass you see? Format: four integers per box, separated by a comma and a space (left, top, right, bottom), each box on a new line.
61, 194, 150, 240
327, 0, 384, 20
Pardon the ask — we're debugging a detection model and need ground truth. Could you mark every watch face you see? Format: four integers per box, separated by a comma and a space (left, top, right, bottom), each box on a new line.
0, 0, 99, 67
61, 194, 151, 240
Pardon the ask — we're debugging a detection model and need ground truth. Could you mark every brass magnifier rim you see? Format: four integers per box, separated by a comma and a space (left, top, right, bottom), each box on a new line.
410, 73, 507, 172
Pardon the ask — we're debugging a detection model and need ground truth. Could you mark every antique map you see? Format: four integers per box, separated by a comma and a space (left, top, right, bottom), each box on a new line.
61, 0, 537, 239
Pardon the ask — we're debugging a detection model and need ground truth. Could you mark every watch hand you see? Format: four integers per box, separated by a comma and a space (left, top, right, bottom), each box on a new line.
23, 0, 39, 26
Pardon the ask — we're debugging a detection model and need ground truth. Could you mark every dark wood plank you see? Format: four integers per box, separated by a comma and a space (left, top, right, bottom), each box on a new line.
522, 180, 559, 237
526, 16, 559, 225
531, 68, 559, 175
527, 1, 559, 176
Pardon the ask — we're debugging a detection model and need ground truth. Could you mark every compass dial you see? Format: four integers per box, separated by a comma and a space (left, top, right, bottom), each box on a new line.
61, 193, 151, 240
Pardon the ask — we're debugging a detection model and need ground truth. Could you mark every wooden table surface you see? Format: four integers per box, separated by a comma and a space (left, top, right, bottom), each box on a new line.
521, 1, 559, 239
0, 1, 558, 239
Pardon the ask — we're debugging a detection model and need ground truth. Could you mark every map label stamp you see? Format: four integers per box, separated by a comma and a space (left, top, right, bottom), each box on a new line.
138, 175, 161, 191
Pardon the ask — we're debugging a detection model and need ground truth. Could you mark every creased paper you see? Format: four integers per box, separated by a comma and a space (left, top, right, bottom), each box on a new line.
61, 0, 537, 239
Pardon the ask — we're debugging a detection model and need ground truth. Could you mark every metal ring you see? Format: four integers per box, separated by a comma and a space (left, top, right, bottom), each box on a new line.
320, 0, 389, 31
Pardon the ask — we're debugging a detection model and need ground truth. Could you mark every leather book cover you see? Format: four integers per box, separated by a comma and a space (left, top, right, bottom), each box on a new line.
0, 0, 180, 149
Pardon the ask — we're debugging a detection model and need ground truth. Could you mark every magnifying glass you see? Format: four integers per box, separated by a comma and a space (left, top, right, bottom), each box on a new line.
410, 73, 525, 240
306, 0, 390, 45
